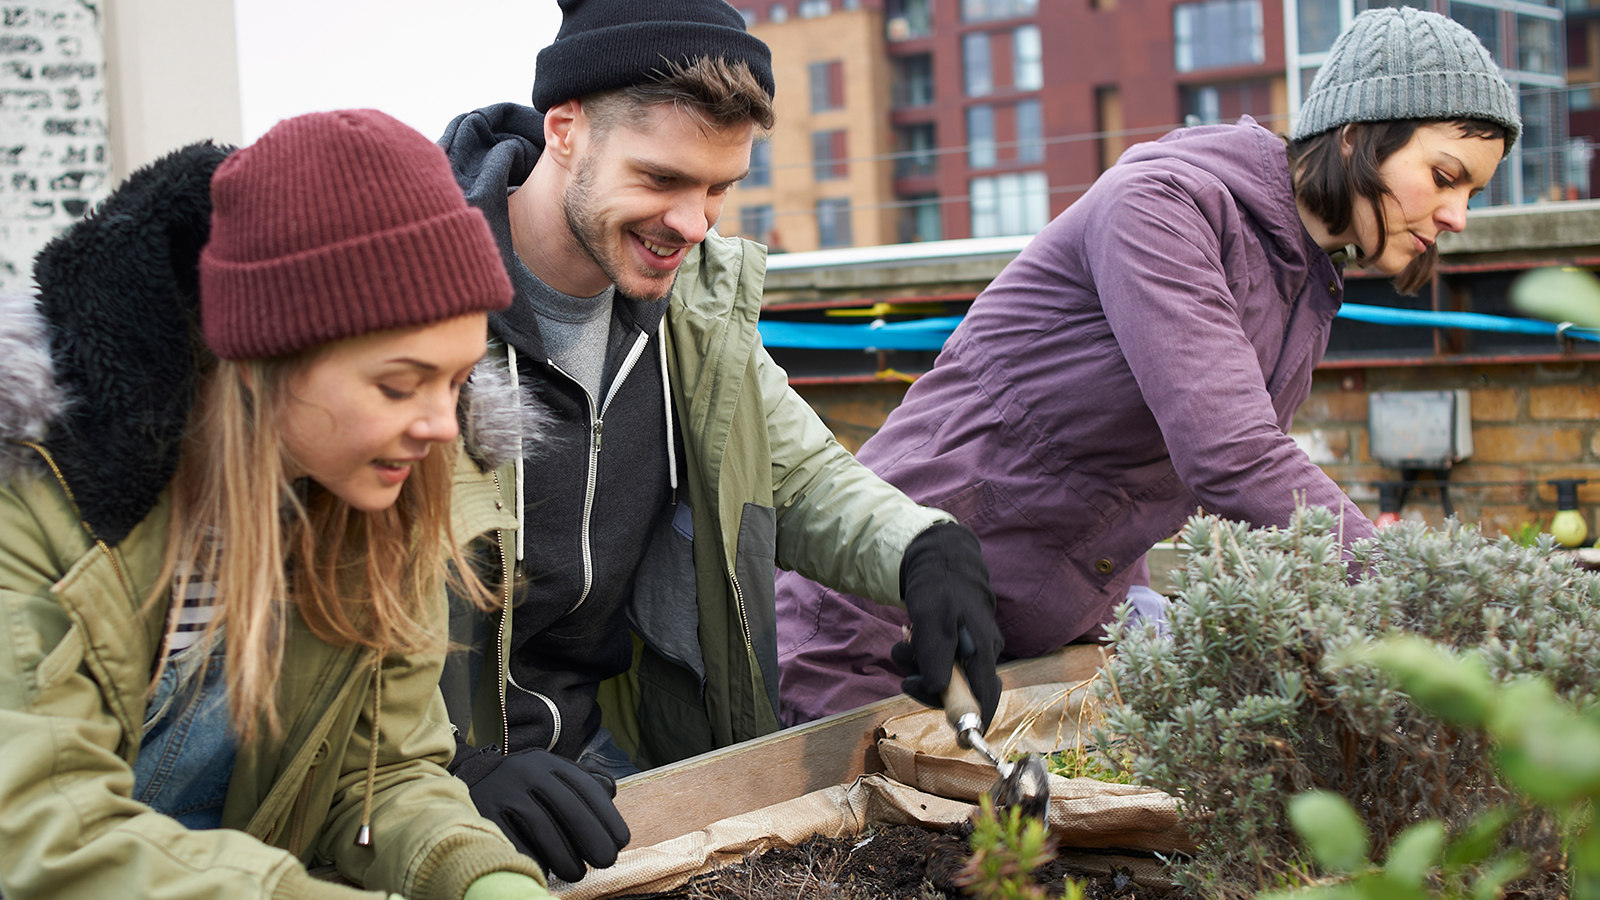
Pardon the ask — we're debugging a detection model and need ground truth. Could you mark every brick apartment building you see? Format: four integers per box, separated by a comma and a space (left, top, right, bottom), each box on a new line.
724, 0, 1573, 253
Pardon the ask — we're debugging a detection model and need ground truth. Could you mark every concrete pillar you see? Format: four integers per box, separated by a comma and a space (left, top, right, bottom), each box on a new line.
103, 0, 242, 185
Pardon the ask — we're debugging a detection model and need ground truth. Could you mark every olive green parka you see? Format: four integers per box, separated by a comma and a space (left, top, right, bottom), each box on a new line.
0, 142, 545, 900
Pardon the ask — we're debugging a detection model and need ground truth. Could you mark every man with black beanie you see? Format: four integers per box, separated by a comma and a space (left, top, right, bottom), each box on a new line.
437, 0, 1004, 884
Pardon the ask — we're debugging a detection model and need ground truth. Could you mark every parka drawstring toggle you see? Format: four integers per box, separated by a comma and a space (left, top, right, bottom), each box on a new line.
356, 656, 383, 847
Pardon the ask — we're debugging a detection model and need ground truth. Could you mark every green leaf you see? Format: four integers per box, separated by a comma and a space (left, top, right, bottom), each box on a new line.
1384, 821, 1445, 886
1566, 817, 1600, 900
1360, 638, 1494, 726
1510, 266, 1600, 329
1360, 872, 1433, 900
1471, 853, 1529, 900
1289, 791, 1370, 874
1443, 808, 1513, 869
1490, 683, 1600, 804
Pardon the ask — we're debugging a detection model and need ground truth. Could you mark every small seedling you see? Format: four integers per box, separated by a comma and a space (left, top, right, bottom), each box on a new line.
957, 795, 1079, 900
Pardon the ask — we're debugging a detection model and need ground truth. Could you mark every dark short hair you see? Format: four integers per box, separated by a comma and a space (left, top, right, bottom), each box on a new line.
1289, 119, 1507, 295
584, 55, 777, 140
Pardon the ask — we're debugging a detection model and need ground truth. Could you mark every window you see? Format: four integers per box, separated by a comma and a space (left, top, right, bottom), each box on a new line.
898, 194, 943, 242
1181, 79, 1271, 126
1449, 2, 1500, 65
1096, 85, 1123, 171
1518, 14, 1559, 73
740, 204, 775, 243
1568, 19, 1588, 68
970, 171, 1049, 237
738, 7, 758, 26
1297, 0, 1340, 53
892, 54, 934, 107
961, 0, 1037, 21
1520, 88, 1561, 203
963, 31, 992, 96
1173, 0, 1265, 72
799, 0, 831, 15
748, 138, 771, 187
967, 105, 996, 168
809, 60, 845, 111
817, 197, 853, 247
770, 2, 789, 22
895, 123, 938, 177
1013, 25, 1042, 89
886, 0, 931, 39
812, 129, 849, 180
1016, 99, 1043, 162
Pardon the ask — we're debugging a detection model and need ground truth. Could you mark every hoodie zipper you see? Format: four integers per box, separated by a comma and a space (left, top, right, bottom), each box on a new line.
552, 332, 651, 616
496, 332, 652, 753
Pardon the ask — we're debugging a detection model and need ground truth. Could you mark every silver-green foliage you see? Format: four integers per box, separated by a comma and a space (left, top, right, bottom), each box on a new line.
1094, 509, 1600, 898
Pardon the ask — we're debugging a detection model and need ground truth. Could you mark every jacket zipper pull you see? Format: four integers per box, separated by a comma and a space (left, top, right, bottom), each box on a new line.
593, 419, 603, 453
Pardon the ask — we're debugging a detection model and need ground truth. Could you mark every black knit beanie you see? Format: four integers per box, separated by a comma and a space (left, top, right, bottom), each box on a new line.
531, 0, 775, 113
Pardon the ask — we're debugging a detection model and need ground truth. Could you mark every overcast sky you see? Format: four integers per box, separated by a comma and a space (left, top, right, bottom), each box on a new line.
232, 0, 564, 143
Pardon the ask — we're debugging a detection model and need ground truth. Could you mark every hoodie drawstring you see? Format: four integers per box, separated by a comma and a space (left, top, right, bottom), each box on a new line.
659, 330, 677, 501
355, 656, 382, 847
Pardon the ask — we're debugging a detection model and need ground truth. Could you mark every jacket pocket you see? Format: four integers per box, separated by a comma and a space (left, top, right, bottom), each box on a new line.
733, 503, 779, 721
34, 622, 84, 694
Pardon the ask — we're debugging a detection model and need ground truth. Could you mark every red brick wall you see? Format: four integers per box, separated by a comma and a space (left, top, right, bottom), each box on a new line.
795, 360, 1600, 540
1296, 363, 1600, 538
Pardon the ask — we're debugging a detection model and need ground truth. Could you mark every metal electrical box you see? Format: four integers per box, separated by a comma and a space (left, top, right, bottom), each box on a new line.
1368, 390, 1474, 469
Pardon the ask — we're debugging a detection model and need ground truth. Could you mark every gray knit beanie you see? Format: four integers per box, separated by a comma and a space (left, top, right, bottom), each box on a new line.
1292, 6, 1520, 152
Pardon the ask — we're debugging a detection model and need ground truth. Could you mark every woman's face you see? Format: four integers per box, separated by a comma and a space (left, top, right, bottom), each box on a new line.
278, 313, 488, 513
1347, 122, 1504, 275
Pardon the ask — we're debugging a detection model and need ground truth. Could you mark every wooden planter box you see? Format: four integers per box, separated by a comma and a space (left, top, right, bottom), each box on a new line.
612, 644, 1110, 849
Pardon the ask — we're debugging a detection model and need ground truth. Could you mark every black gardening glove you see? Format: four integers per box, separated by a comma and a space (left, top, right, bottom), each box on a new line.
453, 746, 631, 883
890, 522, 1003, 733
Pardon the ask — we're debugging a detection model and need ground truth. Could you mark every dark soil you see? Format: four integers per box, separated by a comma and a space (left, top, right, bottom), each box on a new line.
631, 823, 1182, 900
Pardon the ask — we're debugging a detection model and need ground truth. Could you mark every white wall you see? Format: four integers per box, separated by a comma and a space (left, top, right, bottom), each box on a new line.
0, 1, 113, 293
103, 0, 242, 184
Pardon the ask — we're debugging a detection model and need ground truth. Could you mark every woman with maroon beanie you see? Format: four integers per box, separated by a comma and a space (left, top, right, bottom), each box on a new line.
0, 110, 556, 899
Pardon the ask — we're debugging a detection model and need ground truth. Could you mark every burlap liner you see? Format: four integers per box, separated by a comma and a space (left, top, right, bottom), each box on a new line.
875, 681, 1194, 855
551, 681, 1189, 898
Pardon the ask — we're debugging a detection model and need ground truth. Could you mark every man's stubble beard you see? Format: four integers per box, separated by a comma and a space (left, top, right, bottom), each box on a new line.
562, 154, 676, 303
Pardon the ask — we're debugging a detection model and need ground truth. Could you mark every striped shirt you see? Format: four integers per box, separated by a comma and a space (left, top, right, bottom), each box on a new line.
165, 560, 219, 656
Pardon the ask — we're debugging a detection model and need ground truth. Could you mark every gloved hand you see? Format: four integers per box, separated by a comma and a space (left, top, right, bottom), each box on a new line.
453, 746, 631, 883
890, 522, 1003, 732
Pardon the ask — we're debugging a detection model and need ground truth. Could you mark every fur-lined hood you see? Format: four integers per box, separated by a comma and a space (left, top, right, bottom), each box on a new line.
0, 142, 539, 546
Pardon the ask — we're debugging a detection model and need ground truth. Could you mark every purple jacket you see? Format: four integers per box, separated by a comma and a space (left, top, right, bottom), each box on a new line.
776, 118, 1375, 724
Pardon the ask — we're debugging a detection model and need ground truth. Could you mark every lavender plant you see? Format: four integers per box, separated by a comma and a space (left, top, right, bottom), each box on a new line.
1094, 509, 1600, 899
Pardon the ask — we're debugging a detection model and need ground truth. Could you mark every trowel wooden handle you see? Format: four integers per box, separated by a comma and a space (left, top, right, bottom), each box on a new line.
943, 664, 981, 730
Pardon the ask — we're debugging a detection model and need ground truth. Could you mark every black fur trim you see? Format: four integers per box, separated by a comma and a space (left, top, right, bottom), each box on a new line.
30, 141, 233, 545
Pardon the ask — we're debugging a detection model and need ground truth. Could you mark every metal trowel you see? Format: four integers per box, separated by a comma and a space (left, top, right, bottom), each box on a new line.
944, 666, 1051, 822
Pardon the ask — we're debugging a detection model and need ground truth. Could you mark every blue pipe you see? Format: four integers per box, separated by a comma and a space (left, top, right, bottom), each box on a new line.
756, 304, 1600, 351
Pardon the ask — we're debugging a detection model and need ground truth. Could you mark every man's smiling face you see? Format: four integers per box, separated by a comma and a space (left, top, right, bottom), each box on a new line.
561, 102, 754, 300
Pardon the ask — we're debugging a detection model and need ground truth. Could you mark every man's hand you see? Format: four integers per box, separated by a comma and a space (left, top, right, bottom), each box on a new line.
454, 746, 631, 883
890, 522, 1004, 732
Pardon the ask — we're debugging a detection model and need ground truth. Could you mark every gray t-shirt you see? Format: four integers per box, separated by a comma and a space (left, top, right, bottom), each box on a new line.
525, 275, 614, 402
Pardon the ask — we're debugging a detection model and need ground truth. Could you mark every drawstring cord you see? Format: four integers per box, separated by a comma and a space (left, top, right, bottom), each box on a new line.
659, 330, 677, 501
355, 656, 382, 847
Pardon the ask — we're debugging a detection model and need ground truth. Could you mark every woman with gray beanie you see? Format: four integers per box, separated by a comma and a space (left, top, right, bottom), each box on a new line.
775, 7, 1519, 724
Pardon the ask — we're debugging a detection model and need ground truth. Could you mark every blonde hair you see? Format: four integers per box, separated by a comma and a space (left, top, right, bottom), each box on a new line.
151, 351, 493, 742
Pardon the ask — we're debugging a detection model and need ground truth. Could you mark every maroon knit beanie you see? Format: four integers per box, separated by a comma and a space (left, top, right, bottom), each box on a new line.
199, 109, 511, 360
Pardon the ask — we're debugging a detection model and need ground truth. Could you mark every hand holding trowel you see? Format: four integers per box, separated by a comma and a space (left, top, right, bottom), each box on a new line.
941, 646, 1051, 823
